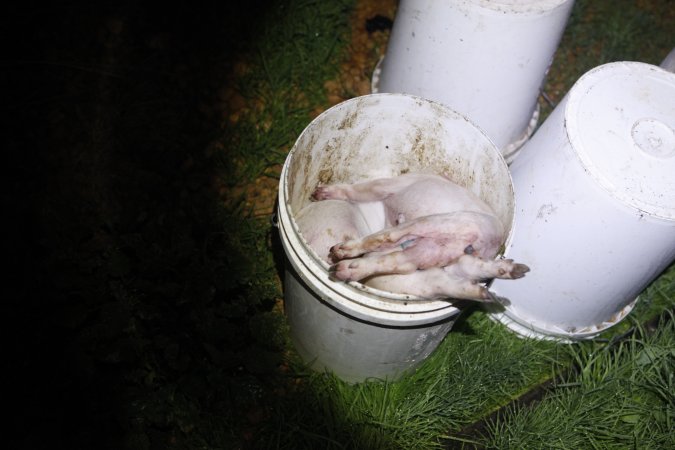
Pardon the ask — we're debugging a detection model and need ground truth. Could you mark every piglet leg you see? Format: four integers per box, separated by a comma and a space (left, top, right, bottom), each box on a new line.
434, 276, 490, 301
330, 233, 477, 281
312, 175, 423, 202
362, 254, 530, 301
447, 254, 530, 281
330, 212, 498, 260
330, 250, 420, 281
366, 267, 491, 301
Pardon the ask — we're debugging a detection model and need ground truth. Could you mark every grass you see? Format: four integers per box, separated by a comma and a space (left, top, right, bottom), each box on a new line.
537, 0, 674, 121
255, 311, 565, 449
8, 0, 674, 449
252, 263, 673, 449
218, 0, 356, 183
478, 312, 675, 449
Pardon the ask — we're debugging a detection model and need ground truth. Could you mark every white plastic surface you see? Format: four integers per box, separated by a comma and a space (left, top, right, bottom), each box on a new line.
373, 0, 574, 161
489, 62, 675, 341
278, 93, 514, 382
568, 63, 675, 220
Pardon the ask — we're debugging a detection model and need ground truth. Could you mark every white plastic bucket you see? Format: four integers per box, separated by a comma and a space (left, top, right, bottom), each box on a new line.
277, 93, 515, 382
489, 62, 675, 341
372, 0, 574, 162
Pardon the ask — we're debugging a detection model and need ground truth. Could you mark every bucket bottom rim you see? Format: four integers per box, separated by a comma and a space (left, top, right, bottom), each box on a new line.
486, 296, 639, 342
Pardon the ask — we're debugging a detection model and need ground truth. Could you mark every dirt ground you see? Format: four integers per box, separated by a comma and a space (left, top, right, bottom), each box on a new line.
226, 0, 398, 220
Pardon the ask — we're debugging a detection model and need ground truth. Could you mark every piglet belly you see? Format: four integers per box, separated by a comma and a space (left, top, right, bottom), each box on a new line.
384, 176, 494, 223
295, 200, 371, 263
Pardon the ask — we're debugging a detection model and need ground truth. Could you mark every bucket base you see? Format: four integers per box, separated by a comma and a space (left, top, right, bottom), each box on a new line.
487, 296, 639, 342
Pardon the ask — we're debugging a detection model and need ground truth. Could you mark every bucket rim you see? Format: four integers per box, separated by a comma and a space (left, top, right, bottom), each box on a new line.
470, 0, 573, 14
287, 93, 515, 236
488, 295, 639, 342
278, 92, 517, 325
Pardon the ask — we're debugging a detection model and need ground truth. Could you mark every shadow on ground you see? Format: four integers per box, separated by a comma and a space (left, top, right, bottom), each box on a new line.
5, 1, 298, 448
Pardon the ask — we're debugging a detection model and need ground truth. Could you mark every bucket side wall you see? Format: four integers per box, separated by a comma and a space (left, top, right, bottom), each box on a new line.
491, 98, 675, 335
378, 0, 574, 150
285, 269, 456, 383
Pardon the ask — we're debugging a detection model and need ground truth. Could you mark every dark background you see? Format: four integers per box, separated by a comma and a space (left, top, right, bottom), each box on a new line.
5, 1, 285, 448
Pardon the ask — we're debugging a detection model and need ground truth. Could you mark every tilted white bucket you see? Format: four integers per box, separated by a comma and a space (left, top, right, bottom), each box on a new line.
489, 62, 675, 341
372, 0, 574, 162
277, 94, 515, 382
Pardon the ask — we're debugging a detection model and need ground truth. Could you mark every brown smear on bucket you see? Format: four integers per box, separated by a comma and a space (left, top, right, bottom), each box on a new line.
317, 168, 334, 186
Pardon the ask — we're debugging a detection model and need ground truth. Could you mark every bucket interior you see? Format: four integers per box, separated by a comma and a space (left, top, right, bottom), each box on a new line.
282, 94, 515, 302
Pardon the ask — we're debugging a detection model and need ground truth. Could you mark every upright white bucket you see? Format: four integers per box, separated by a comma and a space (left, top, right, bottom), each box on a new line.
489, 62, 675, 341
372, 0, 574, 162
277, 94, 515, 382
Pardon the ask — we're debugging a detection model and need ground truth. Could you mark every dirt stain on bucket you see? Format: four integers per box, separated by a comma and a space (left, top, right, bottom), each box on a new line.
536, 203, 557, 219
337, 107, 360, 130
317, 167, 334, 185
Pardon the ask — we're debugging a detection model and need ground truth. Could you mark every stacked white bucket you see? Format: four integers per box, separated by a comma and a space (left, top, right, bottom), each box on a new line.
277, 94, 514, 382
373, 0, 575, 162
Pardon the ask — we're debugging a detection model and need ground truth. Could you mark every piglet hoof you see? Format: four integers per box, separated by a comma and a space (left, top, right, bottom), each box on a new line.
329, 241, 361, 260
495, 259, 530, 279
329, 259, 361, 282
311, 185, 342, 201
510, 263, 530, 279
329, 243, 344, 260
